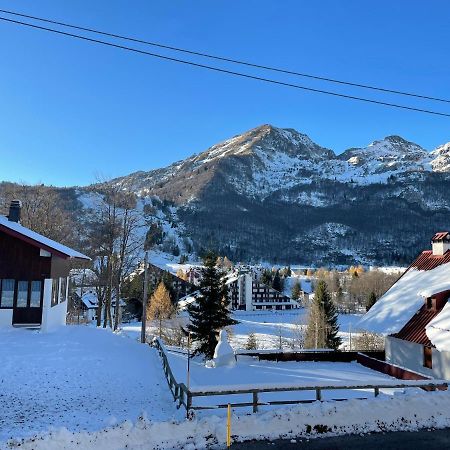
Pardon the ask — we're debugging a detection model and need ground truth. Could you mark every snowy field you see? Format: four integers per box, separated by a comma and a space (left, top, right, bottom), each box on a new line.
2, 324, 450, 450
166, 351, 404, 409
230, 310, 362, 350
0, 326, 181, 443
122, 310, 364, 351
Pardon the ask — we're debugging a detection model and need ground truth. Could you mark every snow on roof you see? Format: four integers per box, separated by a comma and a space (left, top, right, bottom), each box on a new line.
300, 279, 313, 294
177, 292, 199, 309
358, 263, 450, 335
81, 291, 98, 309
225, 275, 239, 285
426, 302, 450, 352
81, 290, 126, 309
0, 215, 90, 260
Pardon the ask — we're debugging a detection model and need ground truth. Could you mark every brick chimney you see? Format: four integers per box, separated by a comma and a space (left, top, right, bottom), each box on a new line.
431, 232, 450, 256
7, 200, 22, 223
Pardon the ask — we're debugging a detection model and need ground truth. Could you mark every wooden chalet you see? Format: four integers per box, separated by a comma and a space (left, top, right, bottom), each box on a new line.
359, 232, 450, 378
0, 200, 90, 330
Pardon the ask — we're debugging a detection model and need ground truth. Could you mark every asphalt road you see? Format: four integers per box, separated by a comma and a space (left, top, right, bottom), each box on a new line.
230, 428, 450, 449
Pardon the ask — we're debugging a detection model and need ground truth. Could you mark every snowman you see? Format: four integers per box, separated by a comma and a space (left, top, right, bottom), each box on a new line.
212, 329, 236, 367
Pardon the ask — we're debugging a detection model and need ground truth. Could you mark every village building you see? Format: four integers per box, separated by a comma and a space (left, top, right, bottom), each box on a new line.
0, 200, 90, 331
178, 267, 302, 311
73, 289, 126, 323
359, 232, 450, 379
226, 270, 300, 311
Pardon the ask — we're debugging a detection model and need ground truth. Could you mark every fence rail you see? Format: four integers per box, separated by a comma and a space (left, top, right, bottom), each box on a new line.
151, 339, 448, 414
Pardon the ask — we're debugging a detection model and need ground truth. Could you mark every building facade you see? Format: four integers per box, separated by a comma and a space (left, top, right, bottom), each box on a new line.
0, 201, 90, 331
227, 271, 300, 311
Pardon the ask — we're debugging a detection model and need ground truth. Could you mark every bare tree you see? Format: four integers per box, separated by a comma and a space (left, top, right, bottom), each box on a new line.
0, 183, 78, 246
87, 182, 144, 329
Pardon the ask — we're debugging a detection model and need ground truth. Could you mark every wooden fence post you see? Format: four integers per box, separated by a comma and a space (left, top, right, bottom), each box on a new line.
186, 391, 192, 417
252, 391, 258, 413
316, 387, 322, 401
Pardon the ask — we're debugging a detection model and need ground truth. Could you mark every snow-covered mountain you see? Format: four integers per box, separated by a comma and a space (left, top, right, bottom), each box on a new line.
112, 124, 449, 201
100, 124, 450, 266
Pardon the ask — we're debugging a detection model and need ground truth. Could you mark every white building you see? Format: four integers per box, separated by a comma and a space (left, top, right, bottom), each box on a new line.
359, 232, 450, 379
227, 271, 300, 311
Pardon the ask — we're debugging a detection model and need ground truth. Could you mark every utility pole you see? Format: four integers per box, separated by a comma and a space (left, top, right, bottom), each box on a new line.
349, 322, 352, 351
141, 251, 149, 344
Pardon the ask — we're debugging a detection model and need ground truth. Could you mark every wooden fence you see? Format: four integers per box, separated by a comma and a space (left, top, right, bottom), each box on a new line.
151, 339, 447, 414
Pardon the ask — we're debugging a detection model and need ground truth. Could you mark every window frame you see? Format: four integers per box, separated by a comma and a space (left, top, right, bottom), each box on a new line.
30, 281, 43, 308
51, 278, 60, 307
16, 281, 29, 308
0, 279, 15, 309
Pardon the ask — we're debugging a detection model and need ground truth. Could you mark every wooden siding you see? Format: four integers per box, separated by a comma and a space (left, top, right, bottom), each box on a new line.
0, 230, 51, 280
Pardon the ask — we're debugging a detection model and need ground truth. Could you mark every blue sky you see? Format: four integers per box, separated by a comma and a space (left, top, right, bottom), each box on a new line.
0, 1, 449, 187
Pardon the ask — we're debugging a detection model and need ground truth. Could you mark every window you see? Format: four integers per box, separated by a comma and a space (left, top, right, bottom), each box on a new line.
51, 279, 60, 307
0, 279, 14, 308
17, 281, 28, 308
30, 281, 42, 307
423, 346, 433, 369
59, 277, 67, 303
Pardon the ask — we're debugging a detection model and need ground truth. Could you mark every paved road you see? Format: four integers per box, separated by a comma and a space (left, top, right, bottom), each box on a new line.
231, 428, 450, 449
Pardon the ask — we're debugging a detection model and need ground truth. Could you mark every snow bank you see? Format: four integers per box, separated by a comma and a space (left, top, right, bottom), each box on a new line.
5, 391, 450, 450
358, 264, 450, 335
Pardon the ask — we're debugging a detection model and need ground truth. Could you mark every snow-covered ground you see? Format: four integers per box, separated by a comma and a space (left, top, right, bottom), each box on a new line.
165, 350, 405, 409
221, 310, 362, 351
0, 326, 181, 444
2, 323, 450, 450
7, 387, 450, 449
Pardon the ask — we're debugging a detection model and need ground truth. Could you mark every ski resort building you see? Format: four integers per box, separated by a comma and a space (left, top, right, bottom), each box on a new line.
226, 271, 300, 311
0, 200, 90, 330
359, 232, 450, 378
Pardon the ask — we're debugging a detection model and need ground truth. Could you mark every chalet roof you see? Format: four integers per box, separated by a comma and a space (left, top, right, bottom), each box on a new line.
81, 290, 125, 309
357, 262, 450, 336
392, 305, 443, 346
410, 250, 450, 271
0, 215, 90, 260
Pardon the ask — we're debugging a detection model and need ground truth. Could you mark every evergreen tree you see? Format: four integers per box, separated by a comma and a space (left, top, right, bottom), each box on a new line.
366, 291, 377, 311
187, 251, 238, 359
305, 280, 341, 349
245, 332, 258, 350
291, 280, 301, 301
272, 270, 283, 292
260, 269, 273, 286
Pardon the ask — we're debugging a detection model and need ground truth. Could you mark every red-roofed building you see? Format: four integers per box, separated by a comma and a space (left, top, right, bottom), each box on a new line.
0, 200, 90, 331
359, 232, 450, 379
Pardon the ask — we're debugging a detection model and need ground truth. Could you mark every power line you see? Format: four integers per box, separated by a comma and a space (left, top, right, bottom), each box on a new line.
0, 16, 449, 118
1, 7, 449, 105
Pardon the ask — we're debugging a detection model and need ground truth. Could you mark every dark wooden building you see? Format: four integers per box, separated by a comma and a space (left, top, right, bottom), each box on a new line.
0, 200, 90, 329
